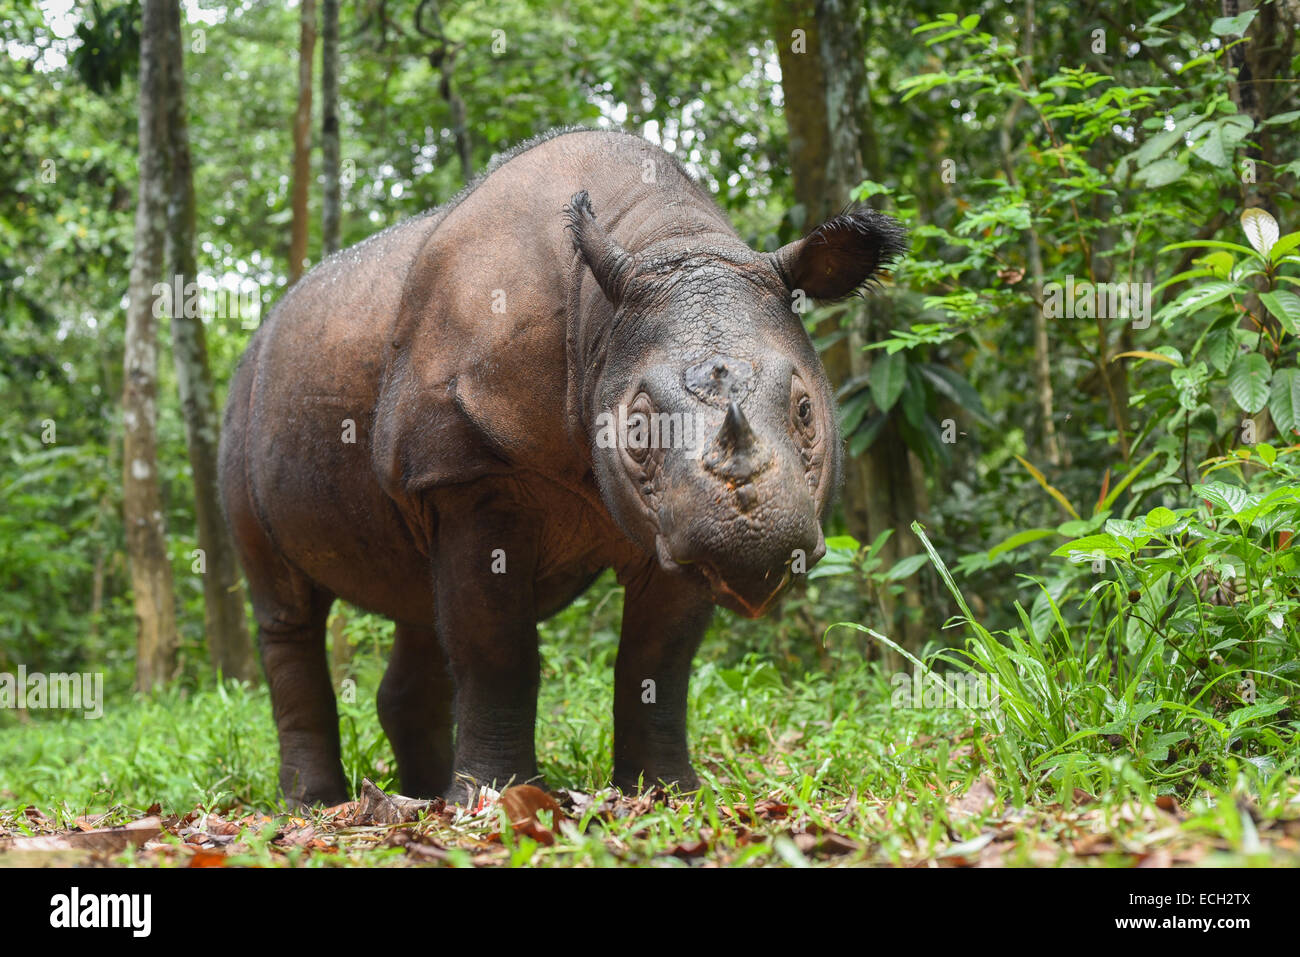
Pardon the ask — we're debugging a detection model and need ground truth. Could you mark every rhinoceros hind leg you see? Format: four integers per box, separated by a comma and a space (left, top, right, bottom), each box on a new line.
378, 622, 455, 799
254, 583, 348, 809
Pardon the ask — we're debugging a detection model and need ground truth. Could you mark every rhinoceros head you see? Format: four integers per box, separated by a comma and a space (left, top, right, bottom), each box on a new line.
566, 191, 905, 618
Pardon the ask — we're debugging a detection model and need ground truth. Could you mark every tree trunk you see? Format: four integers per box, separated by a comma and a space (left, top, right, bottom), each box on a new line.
290, 0, 317, 284
999, 95, 1062, 468
775, 0, 926, 656
416, 0, 473, 185
322, 0, 342, 255
158, 0, 257, 683
125, 0, 178, 692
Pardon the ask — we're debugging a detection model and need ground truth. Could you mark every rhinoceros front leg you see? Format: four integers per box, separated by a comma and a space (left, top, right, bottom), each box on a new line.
613, 564, 715, 793
433, 490, 543, 804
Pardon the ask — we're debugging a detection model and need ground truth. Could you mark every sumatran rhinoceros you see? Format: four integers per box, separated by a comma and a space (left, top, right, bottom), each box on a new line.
219, 127, 905, 806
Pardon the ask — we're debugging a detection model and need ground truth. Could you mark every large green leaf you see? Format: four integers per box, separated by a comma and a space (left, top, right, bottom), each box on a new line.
848, 412, 887, 456
1134, 159, 1186, 187
1194, 482, 1251, 514
1227, 352, 1271, 413
1211, 9, 1257, 35
918, 363, 992, 423
1155, 280, 1240, 324
1269, 367, 1300, 438
838, 389, 873, 435
1191, 126, 1227, 167
1259, 290, 1300, 336
1050, 534, 1131, 560
1204, 326, 1239, 373
987, 528, 1057, 560
869, 352, 907, 413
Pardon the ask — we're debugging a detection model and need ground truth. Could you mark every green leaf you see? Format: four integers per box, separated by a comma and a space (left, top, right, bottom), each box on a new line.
1194, 482, 1250, 514
1135, 127, 1184, 167
1155, 280, 1240, 324
1227, 352, 1271, 413
1050, 534, 1131, 560
1144, 4, 1185, 28
1264, 110, 1300, 126
1269, 367, 1300, 438
917, 363, 992, 424
1160, 239, 1259, 258
1205, 326, 1239, 373
1191, 126, 1227, 167
1144, 506, 1178, 529
848, 413, 887, 456
1225, 698, 1288, 730
1211, 10, 1257, 35
838, 389, 873, 435
1134, 159, 1186, 187
1195, 250, 1234, 278
1270, 232, 1300, 263
987, 528, 1057, 560
884, 553, 930, 580
869, 352, 907, 412
1259, 290, 1300, 335
959, 14, 980, 30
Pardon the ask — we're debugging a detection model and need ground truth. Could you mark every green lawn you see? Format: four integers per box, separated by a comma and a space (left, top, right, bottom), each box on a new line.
3, 563, 1297, 867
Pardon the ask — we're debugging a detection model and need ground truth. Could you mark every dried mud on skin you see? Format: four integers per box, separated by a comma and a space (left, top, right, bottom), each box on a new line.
2, 777, 1298, 867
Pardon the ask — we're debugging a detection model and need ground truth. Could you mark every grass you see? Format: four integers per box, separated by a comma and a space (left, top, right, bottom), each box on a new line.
2, 537, 1298, 867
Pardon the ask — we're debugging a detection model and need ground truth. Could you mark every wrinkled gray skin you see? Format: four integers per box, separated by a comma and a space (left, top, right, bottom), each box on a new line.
218, 128, 905, 806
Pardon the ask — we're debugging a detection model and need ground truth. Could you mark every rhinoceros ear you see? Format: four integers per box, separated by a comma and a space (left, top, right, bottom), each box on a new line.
770, 207, 907, 302
565, 190, 635, 306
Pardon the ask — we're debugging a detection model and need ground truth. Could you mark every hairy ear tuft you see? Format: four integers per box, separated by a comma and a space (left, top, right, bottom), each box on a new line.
564, 190, 635, 306
770, 207, 908, 301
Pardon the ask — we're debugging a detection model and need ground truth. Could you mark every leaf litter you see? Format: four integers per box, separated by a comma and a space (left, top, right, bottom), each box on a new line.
1, 775, 1297, 867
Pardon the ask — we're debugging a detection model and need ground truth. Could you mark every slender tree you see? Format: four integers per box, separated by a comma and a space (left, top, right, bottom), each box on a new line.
158, 0, 257, 682
289, 0, 317, 283
416, 0, 472, 184
124, 0, 178, 691
775, 0, 927, 653
321, 0, 342, 256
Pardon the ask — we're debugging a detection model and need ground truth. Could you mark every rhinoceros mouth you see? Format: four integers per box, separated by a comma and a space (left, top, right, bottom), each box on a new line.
697, 562, 791, 619
654, 534, 790, 618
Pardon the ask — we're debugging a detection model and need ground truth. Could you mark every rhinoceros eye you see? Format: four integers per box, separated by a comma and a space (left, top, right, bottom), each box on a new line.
623, 392, 656, 466
797, 395, 812, 425
791, 376, 816, 442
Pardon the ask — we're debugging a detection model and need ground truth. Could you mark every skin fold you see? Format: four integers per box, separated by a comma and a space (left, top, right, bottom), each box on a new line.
218, 127, 906, 806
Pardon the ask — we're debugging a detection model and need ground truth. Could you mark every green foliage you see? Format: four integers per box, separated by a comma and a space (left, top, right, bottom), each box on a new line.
1, 0, 1297, 858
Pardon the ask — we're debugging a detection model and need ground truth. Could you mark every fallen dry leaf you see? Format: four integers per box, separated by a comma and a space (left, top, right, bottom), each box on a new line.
187, 849, 228, 868
355, 778, 443, 825
498, 784, 565, 846
2, 816, 161, 854
951, 777, 998, 818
